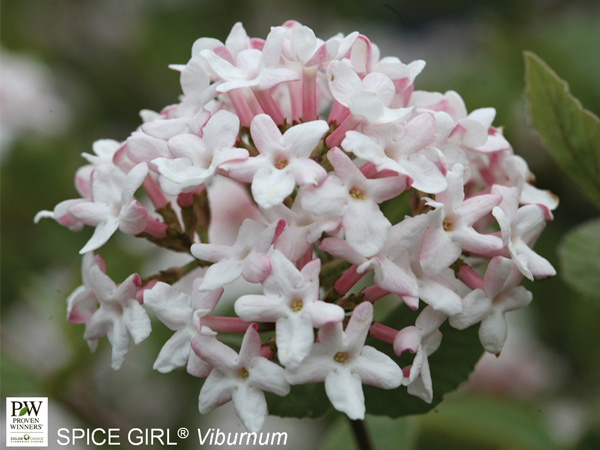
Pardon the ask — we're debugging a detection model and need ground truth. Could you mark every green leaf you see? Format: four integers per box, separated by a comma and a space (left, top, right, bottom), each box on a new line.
419, 395, 560, 450
558, 217, 600, 300
19, 406, 28, 416
365, 305, 483, 417
265, 382, 331, 419
524, 51, 600, 207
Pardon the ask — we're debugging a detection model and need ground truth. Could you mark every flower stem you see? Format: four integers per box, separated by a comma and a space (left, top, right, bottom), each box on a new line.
348, 418, 373, 450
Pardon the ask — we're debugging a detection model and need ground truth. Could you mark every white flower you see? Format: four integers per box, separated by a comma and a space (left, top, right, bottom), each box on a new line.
286, 302, 402, 420
450, 256, 532, 354
68, 163, 149, 254
191, 219, 278, 291
152, 110, 248, 195
394, 306, 446, 403
225, 114, 328, 208
78, 261, 151, 370
235, 250, 345, 369
143, 278, 223, 375
192, 325, 290, 432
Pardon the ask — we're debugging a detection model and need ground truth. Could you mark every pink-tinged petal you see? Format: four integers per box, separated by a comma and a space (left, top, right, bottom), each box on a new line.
154, 158, 210, 194
211, 147, 249, 168
79, 219, 120, 254
234, 295, 288, 322
200, 49, 246, 80
325, 369, 365, 420
418, 277, 463, 316
119, 200, 148, 235
187, 350, 212, 378
366, 176, 409, 203
374, 257, 418, 300
248, 358, 290, 396
143, 282, 192, 329
122, 163, 149, 202
343, 201, 391, 257
87, 265, 116, 302
393, 326, 421, 356
67, 287, 98, 323
123, 299, 151, 345
83, 308, 114, 341
420, 225, 461, 275
250, 114, 282, 155
476, 133, 511, 153
256, 67, 301, 90
242, 253, 272, 284
115, 273, 140, 305
232, 383, 267, 432
479, 310, 507, 354
203, 110, 240, 150
107, 319, 130, 370
316, 322, 344, 355
198, 369, 237, 413
126, 133, 171, 165
192, 284, 224, 317
499, 286, 532, 312
327, 147, 362, 184
512, 241, 556, 279
191, 242, 235, 263
275, 315, 315, 369
307, 301, 345, 328
69, 202, 111, 227
328, 62, 361, 106
386, 214, 429, 255
520, 183, 559, 212
282, 120, 329, 157
456, 194, 502, 226
406, 357, 433, 403
402, 153, 447, 194
285, 345, 333, 384
153, 328, 195, 373
344, 302, 373, 354
348, 91, 384, 121
300, 176, 347, 216
290, 24, 317, 63
238, 325, 262, 363
192, 336, 238, 369
251, 167, 296, 208
452, 228, 503, 256
319, 237, 365, 266
263, 250, 305, 295
341, 131, 388, 166
362, 72, 395, 106
353, 346, 402, 389
402, 113, 437, 153
515, 205, 547, 245
483, 256, 514, 299
198, 259, 243, 290
287, 158, 328, 187
167, 134, 207, 161
142, 117, 191, 140
448, 289, 491, 330
181, 57, 210, 102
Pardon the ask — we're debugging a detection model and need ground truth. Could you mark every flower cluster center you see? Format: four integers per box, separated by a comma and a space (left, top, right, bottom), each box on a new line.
291, 298, 304, 312
333, 351, 348, 363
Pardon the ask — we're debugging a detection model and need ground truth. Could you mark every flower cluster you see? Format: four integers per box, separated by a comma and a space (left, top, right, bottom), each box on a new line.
36, 21, 557, 431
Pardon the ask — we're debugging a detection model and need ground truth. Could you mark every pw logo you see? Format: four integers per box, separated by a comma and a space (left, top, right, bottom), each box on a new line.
11, 401, 43, 417
5, 397, 48, 447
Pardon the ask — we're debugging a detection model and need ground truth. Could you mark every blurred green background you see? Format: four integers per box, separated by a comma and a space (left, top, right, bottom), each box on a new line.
2, 0, 599, 449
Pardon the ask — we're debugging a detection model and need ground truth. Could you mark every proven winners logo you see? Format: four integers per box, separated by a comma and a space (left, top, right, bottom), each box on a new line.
5, 397, 48, 447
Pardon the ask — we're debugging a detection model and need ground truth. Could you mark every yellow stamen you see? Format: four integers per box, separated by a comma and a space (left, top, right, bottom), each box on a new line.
349, 187, 366, 200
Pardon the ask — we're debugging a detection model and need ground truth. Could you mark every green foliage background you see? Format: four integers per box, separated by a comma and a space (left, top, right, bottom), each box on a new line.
2, 1, 599, 448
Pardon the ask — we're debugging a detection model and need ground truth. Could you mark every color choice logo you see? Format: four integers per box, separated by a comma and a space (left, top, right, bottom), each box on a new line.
5, 397, 48, 447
